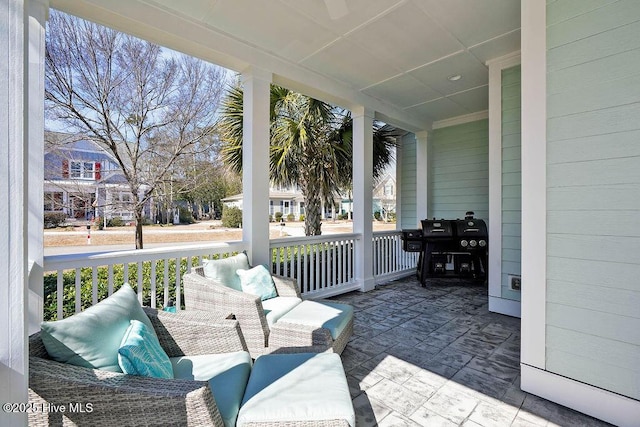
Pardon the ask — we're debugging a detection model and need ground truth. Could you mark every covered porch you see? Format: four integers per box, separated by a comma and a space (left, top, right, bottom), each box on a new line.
2, 1, 639, 426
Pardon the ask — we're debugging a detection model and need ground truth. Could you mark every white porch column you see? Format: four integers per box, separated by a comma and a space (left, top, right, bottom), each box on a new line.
352, 107, 375, 292
28, 0, 48, 335
520, 0, 547, 370
241, 67, 271, 267
394, 136, 403, 230
1, 0, 29, 424
415, 131, 429, 223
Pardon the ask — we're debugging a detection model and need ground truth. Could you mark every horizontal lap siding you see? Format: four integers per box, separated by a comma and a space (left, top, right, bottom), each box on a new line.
502, 65, 521, 301
428, 120, 488, 221
401, 133, 417, 229
546, 0, 640, 400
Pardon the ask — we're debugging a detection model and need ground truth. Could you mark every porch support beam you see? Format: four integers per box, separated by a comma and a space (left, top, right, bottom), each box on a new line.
394, 136, 403, 230
28, 0, 48, 334
352, 107, 375, 292
415, 131, 429, 223
520, 0, 547, 370
1, 0, 29, 424
241, 67, 272, 267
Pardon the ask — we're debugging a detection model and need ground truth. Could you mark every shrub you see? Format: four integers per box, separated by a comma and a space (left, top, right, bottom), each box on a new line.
274, 211, 283, 222
286, 213, 295, 222
107, 217, 124, 227
299, 214, 305, 222
222, 206, 242, 228
44, 212, 67, 229
179, 207, 195, 224
374, 211, 382, 221
95, 216, 104, 230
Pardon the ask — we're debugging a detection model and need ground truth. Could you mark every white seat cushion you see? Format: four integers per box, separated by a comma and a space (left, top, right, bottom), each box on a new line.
276, 300, 353, 340
171, 351, 252, 427
261, 296, 302, 326
237, 353, 355, 427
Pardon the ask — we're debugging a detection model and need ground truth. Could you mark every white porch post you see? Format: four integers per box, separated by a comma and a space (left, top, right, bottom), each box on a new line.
352, 107, 375, 292
28, 0, 48, 334
241, 67, 271, 267
394, 136, 403, 230
520, 0, 547, 370
1, 0, 29, 424
415, 131, 429, 223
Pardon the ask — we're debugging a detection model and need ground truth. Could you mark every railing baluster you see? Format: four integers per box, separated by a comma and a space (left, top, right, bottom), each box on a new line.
175, 257, 181, 310
108, 265, 114, 296
92, 266, 98, 305
57, 270, 63, 320
151, 260, 157, 309
75, 268, 81, 314
164, 258, 169, 308
123, 262, 129, 285
137, 261, 143, 305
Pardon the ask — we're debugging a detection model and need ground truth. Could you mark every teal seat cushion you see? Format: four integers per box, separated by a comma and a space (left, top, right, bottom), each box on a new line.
118, 320, 173, 379
202, 252, 251, 291
277, 300, 353, 339
261, 297, 302, 326
237, 353, 355, 427
40, 283, 154, 372
236, 265, 277, 301
171, 351, 252, 427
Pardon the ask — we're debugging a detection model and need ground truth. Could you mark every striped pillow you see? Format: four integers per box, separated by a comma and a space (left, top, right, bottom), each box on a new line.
118, 320, 173, 379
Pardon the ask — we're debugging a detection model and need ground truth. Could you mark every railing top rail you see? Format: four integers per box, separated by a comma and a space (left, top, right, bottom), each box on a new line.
372, 230, 403, 237
269, 233, 361, 247
44, 240, 246, 271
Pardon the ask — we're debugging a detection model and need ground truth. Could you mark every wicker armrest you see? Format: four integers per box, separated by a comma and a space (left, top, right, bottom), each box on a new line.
184, 271, 271, 357
29, 357, 224, 427
272, 275, 302, 298
144, 307, 247, 357
269, 322, 333, 352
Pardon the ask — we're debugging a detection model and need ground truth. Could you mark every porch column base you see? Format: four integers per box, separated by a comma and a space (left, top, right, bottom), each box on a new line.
358, 277, 376, 293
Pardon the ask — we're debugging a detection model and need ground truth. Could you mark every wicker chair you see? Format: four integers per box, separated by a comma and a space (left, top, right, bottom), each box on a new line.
29, 308, 246, 427
184, 267, 353, 358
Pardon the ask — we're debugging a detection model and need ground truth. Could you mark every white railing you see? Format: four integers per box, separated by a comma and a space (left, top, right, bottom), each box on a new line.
43, 241, 246, 320
269, 234, 360, 299
372, 230, 419, 283
42, 231, 418, 320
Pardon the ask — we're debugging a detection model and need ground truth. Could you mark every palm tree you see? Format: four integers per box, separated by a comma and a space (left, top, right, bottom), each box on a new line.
218, 83, 395, 236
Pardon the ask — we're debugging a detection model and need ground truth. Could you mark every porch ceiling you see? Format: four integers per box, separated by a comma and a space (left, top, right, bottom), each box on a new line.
49, 0, 520, 132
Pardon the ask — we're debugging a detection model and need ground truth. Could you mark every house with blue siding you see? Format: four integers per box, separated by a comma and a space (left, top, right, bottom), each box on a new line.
44, 132, 146, 222
2, 1, 639, 426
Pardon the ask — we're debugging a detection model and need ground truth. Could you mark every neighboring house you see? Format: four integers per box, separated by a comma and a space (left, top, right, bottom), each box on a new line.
222, 185, 306, 220
223, 178, 398, 221
372, 172, 396, 221
44, 132, 148, 222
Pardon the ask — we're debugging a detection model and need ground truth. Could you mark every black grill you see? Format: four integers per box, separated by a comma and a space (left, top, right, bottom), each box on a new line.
401, 211, 488, 286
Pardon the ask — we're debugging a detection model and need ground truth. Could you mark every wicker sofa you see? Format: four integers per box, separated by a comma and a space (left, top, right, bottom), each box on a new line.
183, 262, 353, 358
29, 307, 248, 427
30, 302, 355, 427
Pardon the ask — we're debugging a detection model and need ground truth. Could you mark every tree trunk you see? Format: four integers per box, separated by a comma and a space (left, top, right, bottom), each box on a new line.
304, 192, 322, 236
134, 207, 144, 249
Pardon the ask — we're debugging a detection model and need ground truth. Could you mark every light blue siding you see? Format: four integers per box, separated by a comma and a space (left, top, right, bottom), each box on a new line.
400, 132, 417, 229
501, 65, 521, 302
546, 1, 640, 400
428, 120, 488, 221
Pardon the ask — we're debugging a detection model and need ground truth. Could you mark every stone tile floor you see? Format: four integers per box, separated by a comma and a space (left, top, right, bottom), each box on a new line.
328, 276, 613, 427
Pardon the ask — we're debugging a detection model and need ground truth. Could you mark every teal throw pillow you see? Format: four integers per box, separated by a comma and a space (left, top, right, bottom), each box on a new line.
40, 283, 154, 372
236, 265, 278, 301
118, 320, 173, 379
202, 252, 251, 291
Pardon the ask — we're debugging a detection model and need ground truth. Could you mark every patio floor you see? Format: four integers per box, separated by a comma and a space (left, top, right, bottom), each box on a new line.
328, 276, 612, 427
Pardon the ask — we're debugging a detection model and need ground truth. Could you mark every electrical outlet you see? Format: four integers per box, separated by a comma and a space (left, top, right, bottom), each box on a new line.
509, 275, 521, 291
